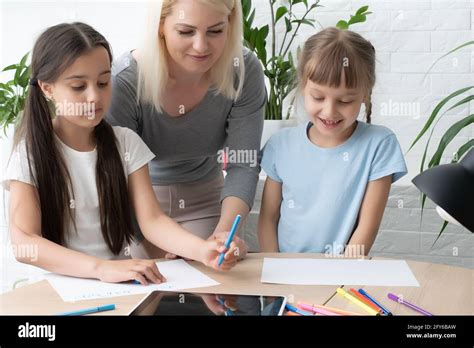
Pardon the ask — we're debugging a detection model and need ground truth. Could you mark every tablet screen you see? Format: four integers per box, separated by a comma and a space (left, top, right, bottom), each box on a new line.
130, 292, 287, 316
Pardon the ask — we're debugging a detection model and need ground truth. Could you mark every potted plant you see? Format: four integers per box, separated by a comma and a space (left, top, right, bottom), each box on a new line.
0, 52, 30, 135
409, 41, 474, 243
0, 52, 30, 170
241, 0, 371, 147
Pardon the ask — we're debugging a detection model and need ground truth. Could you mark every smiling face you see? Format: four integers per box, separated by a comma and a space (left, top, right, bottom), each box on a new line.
161, 0, 229, 76
303, 74, 365, 146
39, 46, 112, 129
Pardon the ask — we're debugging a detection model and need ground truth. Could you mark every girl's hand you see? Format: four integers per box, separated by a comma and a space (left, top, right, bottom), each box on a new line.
164, 233, 248, 262
200, 236, 246, 271
210, 232, 248, 261
95, 259, 166, 285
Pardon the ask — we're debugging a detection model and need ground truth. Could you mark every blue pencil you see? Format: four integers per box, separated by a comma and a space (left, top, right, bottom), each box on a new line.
217, 215, 241, 267
358, 289, 392, 316
285, 303, 314, 316
57, 304, 116, 316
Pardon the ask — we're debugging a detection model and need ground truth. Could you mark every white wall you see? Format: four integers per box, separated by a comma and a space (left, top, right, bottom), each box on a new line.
0, 0, 148, 66
0, 0, 473, 292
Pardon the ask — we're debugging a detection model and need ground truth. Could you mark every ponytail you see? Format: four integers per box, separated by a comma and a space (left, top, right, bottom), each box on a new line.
95, 121, 134, 254
14, 77, 74, 246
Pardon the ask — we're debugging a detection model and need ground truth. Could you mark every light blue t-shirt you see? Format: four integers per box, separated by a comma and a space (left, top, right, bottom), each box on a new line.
261, 121, 408, 253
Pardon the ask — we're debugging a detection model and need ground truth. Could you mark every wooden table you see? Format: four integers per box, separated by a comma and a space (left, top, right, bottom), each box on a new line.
0, 253, 472, 315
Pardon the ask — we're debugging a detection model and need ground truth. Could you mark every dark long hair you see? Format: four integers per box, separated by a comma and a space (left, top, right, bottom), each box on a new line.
13, 22, 134, 255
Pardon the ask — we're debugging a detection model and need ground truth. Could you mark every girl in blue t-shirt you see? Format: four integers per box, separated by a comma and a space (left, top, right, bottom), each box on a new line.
258, 27, 407, 256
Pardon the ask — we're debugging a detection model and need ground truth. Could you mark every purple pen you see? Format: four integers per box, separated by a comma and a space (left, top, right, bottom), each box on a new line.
387, 293, 433, 316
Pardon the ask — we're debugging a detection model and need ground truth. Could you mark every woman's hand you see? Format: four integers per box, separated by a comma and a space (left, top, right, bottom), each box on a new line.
95, 259, 166, 285
199, 232, 248, 270
198, 239, 237, 271
210, 231, 248, 260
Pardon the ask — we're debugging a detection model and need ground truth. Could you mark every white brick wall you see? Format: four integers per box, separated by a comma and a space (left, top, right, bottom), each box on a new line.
0, 0, 473, 293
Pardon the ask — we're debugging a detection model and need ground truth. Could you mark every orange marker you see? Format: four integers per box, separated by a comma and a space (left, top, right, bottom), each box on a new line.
349, 288, 384, 314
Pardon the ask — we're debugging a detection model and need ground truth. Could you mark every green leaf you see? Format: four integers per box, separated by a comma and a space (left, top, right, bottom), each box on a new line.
348, 14, 366, 26
452, 139, 474, 163
291, 18, 315, 27
337, 6, 371, 29
275, 6, 288, 23
241, 0, 251, 18
426, 41, 474, 75
14, 66, 22, 85
18, 67, 31, 89
19, 52, 29, 68
310, 1, 321, 10
356, 5, 369, 15
409, 86, 474, 152
248, 8, 256, 26
431, 220, 449, 248
0, 82, 14, 94
248, 28, 257, 49
288, 51, 294, 66
443, 94, 474, 114
3, 96, 15, 109
255, 30, 268, 64
428, 114, 474, 168
336, 20, 349, 30
0, 90, 6, 104
259, 25, 269, 39
2, 64, 18, 72
284, 17, 292, 32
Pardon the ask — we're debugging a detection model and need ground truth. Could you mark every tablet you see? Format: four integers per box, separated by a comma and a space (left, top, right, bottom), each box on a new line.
129, 291, 287, 316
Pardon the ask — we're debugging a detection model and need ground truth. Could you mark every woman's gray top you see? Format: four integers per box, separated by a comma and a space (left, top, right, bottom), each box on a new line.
106, 49, 266, 208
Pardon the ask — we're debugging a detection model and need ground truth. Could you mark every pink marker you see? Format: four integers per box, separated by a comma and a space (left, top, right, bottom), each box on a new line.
297, 303, 341, 316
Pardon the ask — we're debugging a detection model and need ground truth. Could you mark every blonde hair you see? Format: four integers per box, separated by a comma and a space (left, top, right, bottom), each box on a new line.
298, 27, 376, 123
138, 0, 245, 113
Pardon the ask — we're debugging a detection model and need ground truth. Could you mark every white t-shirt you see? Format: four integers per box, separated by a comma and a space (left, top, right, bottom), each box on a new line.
1, 126, 156, 260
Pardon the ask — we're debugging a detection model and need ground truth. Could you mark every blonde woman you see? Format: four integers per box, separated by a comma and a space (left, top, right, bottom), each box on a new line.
107, 0, 265, 258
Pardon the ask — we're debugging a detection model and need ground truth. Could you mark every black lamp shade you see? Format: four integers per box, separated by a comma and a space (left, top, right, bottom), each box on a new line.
412, 148, 474, 232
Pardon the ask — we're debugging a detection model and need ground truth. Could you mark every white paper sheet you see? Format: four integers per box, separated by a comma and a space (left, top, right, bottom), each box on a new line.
261, 258, 419, 286
45, 259, 219, 302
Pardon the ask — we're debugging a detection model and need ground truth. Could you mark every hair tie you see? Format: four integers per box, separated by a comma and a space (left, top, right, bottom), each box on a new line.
29, 78, 38, 86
